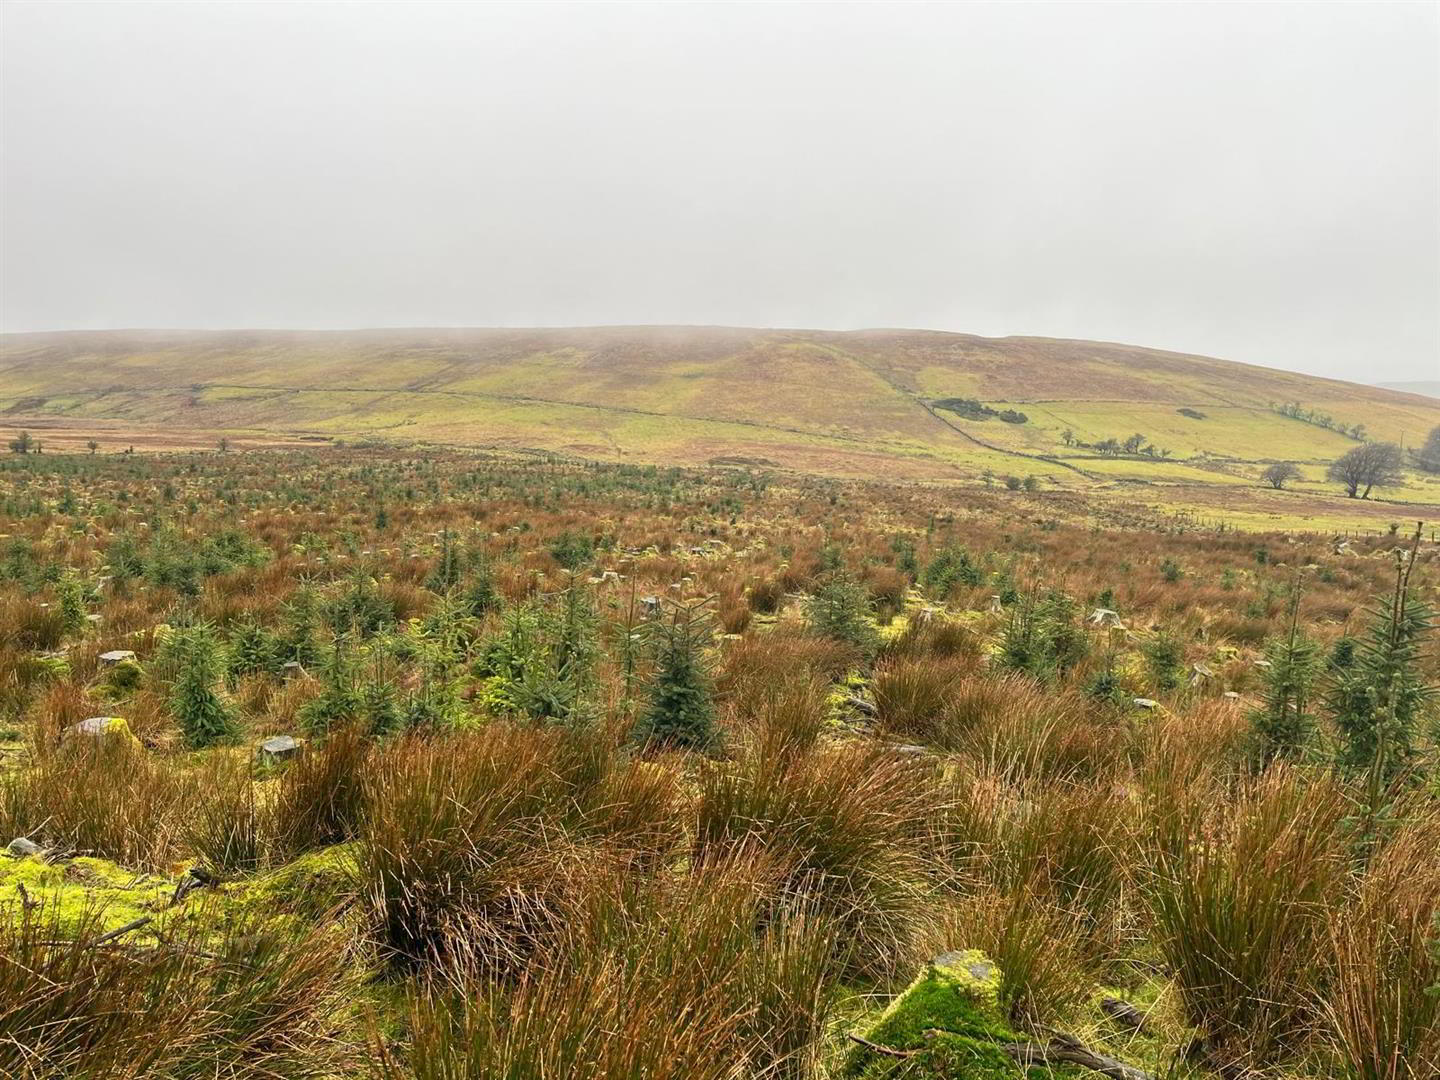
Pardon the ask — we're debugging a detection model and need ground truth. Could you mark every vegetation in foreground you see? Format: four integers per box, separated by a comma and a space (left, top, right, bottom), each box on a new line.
0, 446, 1436, 1079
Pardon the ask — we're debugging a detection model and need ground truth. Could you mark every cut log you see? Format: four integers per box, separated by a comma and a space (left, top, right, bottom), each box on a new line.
844, 695, 877, 717
1005, 1032, 1157, 1080
1100, 996, 1148, 1032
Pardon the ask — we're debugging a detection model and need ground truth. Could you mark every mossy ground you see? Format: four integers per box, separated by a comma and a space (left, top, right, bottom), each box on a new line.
1, 842, 359, 941
842, 951, 1087, 1079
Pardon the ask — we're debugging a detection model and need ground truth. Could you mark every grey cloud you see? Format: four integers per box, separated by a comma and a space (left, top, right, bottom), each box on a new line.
2, 0, 1436, 381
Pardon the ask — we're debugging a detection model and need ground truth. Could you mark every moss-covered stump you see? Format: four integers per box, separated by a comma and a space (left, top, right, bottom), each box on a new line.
843, 950, 1085, 1079
233, 843, 359, 918
0, 843, 359, 942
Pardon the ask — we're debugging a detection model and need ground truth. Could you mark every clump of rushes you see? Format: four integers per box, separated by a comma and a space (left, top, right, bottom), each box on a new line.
1322, 806, 1440, 1078
0, 733, 193, 870
0, 903, 357, 1078
693, 741, 935, 980
187, 753, 267, 873
1144, 767, 1349, 1066
872, 656, 972, 743
269, 724, 373, 858
359, 725, 640, 973
385, 860, 838, 1080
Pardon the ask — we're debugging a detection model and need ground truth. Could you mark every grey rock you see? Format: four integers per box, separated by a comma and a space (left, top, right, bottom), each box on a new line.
6, 837, 43, 859
1132, 698, 1160, 709
73, 716, 124, 736
889, 743, 932, 758
99, 649, 137, 665
257, 735, 300, 762
934, 951, 996, 982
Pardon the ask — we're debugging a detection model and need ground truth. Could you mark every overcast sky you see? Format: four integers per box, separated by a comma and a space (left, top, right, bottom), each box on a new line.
2, 1, 1437, 383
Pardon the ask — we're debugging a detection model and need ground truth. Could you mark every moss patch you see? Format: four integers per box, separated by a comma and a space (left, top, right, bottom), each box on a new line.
842, 951, 1085, 1078
0, 853, 176, 940
235, 843, 360, 918
1, 843, 360, 943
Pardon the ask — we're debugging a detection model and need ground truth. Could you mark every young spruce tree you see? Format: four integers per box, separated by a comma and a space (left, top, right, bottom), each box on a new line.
634, 597, 718, 751
805, 571, 880, 657
1325, 524, 1434, 784
170, 625, 241, 748
1248, 579, 1322, 766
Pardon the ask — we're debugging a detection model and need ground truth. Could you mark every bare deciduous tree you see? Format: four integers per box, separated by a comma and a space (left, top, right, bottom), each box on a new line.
1418, 424, 1440, 474
1326, 441, 1404, 499
1261, 462, 1301, 490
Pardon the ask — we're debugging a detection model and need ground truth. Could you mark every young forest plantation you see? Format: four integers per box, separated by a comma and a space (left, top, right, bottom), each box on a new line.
0, 441, 1435, 1078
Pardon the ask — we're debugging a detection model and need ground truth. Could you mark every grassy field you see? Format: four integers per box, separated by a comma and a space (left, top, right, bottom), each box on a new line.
0, 446, 1435, 1078
2, 326, 1437, 529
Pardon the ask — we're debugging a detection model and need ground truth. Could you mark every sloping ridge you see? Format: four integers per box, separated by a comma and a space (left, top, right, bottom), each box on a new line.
0, 326, 1435, 483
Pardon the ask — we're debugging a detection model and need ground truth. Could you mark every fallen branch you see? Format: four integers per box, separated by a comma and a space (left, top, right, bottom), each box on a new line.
845, 1033, 920, 1059
36, 915, 153, 949
844, 695, 877, 718
1005, 1033, 1156, 1080
1100, 996, 1149, 1032
92, 916, 153, 945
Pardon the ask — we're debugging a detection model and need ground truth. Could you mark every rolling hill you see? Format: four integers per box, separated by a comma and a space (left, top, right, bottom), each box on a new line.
2, 326, 1438, 527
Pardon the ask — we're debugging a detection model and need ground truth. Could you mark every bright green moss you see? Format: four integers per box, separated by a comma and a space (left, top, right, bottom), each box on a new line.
842, 951, 1085, 1079
235, 843, 359, 918
0, 853, 174, 941
1, 843, 360, 945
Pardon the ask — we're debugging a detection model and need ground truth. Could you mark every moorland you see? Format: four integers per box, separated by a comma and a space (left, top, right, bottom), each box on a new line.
0, 442, 1436, 1079
2, 326, 1439, 531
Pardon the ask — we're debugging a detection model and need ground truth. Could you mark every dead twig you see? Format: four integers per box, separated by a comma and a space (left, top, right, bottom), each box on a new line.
36, 915, 153, 948
845, 1033, 921, 1059
1005, 1032, 1157, 1080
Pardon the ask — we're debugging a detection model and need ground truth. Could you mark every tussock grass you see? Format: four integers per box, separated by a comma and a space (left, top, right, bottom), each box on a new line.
1, 734, 195, 871
1323, 806, 1440, 1078
386, 859, 838, 1080
694, 741, 936, 980
0, 904, 358, 1078
1143, 767, 1350, 1065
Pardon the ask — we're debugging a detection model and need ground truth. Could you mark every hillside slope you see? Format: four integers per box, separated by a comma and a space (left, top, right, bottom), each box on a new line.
2, 326, 1437, 523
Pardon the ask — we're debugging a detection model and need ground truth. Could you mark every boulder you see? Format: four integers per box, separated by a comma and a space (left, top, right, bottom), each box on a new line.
6, 837, 43, 859
98, 649, 136, 665
71, 716, 140, 745
257, 735, 300, 763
